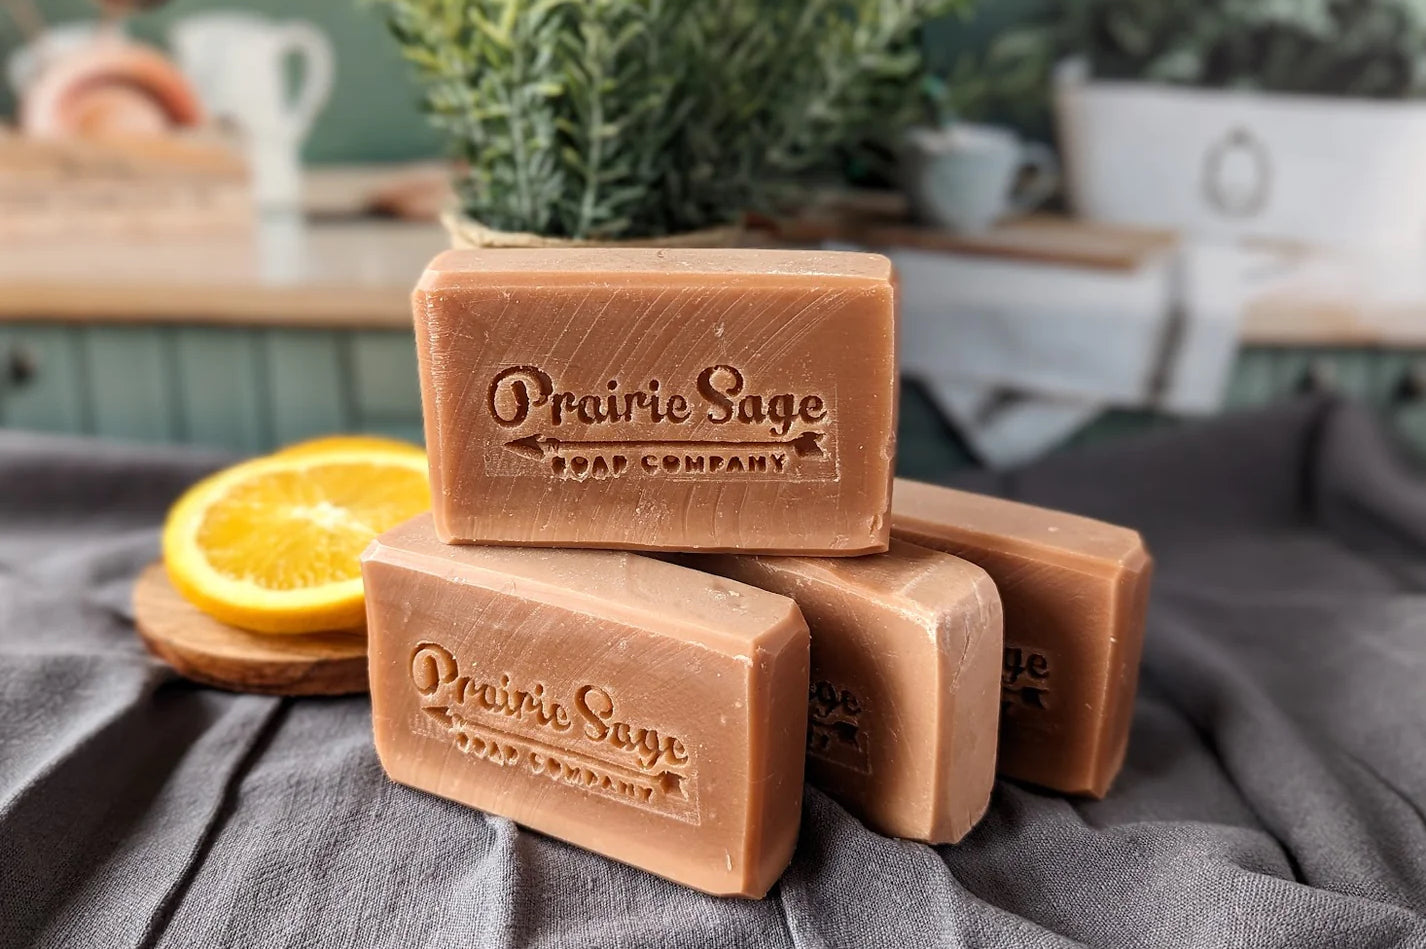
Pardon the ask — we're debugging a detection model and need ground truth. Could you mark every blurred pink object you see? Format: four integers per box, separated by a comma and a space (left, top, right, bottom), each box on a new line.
19, 40, 205, 139
63, 84, 170, 137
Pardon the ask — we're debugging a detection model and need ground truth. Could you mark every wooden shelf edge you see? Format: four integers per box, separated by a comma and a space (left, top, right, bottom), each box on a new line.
0, 285, 415, 330
1242, 298, 1426, 348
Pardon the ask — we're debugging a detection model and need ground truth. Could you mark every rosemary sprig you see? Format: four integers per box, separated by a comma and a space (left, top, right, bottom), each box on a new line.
375, 0, 963, 239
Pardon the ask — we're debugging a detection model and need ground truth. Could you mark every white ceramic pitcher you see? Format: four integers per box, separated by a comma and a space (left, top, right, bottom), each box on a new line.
170, 12, 334, 211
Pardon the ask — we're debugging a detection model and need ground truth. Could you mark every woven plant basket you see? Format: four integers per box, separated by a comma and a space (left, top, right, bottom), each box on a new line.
442, 212, 746, 249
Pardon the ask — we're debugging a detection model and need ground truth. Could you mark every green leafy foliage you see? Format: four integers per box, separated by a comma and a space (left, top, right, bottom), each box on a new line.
376, 0, 964, 238
1058, 0, 1426, 96
921, 0, 1426, 143
922, 27, 1052, 126
950, 0, 1426, 114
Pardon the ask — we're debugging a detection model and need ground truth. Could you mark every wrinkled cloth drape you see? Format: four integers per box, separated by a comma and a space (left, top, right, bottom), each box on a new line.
3, 399, 1424, 948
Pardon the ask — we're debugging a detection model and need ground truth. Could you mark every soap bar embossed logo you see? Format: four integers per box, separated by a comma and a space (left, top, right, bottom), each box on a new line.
1002, 645, 1052, 716
484, 364, 838, 482
807, 678, 870, 774
409, 642, 700, 824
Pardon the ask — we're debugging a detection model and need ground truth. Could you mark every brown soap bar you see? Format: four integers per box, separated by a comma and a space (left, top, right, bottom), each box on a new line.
690, 540, 1002, 843
361, 514, 810, 898
891, 479, 1153, 798
413, 248, 897, 554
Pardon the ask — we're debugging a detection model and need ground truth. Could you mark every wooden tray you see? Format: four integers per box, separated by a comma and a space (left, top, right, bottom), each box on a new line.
0, 132, 253, 241
132, 563, 368, 695
756, 190, 1178, 272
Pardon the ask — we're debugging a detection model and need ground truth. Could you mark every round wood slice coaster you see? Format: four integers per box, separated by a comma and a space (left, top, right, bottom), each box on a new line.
132, 563, 369, 696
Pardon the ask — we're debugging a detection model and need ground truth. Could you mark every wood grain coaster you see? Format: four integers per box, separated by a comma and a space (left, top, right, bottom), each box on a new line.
132, 563, 369, 695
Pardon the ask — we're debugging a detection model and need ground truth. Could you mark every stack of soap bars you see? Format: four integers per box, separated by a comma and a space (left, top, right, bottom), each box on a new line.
361, 249, 1153, 898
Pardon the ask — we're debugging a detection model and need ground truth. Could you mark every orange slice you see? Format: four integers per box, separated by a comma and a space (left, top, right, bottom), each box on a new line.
162, 450, 430, 634
275, 434, 424, 459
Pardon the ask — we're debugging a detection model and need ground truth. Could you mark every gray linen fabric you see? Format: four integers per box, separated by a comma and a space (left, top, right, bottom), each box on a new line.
2, 399, 1425, 948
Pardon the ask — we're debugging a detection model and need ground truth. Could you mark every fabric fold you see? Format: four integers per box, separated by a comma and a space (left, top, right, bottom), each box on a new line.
3, 400, 1425, 948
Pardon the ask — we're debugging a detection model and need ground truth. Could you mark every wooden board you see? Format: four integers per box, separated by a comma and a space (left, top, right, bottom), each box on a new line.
854, 217, 1175, 271
0, 133, 253, 241
1241, 295, 1426, 347
5, 160, 1422, 346
132, 563, 368, 696
757, 191, 1179, 272
0, 220, 444, 327
303, 161, 454, 221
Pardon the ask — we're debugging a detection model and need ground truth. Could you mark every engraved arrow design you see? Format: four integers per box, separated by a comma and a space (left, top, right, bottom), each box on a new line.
504, 430, 825, 460
421, 705, 689, 799
422, 705, 454, 727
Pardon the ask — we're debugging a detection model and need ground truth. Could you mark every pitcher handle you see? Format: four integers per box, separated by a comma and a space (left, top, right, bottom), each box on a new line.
1009, 142, 1060, 215
275, 20, 334, 138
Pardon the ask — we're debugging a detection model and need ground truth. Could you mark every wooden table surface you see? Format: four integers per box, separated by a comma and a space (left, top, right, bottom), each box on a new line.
0, 166, 1422, 345
1239, 293, 1426, 346
0, 217, 447, 328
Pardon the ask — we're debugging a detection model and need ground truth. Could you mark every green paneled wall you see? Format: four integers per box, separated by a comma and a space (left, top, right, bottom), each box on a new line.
3, 325, 1424, 476
0, 324, 421, 450
172, 326, 268, 451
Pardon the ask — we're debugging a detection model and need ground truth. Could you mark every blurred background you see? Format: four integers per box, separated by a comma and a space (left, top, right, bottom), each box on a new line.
2, 0, 1424, 479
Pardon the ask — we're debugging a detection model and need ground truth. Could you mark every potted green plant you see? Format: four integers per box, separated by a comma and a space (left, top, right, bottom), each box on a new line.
374, 0, 963, 247
1026, 0, 1426, 250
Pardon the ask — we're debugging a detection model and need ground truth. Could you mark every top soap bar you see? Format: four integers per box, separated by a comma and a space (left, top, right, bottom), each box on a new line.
413, 248, 898, 554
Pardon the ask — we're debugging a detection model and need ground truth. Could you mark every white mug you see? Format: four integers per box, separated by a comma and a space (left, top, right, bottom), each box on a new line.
901, 123, 1060, 234
170, 12, 334, 211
